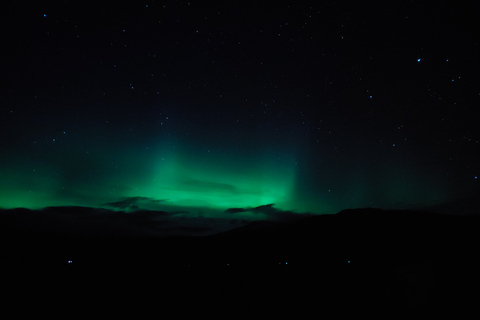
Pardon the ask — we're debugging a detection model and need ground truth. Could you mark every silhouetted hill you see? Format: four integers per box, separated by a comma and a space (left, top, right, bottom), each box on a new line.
2, 207, 480, 318
414, 195, 480, 215
206, 207, 480, 269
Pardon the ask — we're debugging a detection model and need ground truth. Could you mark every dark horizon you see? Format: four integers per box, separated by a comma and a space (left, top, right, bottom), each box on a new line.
3, 205, 479, 318
2, 196, 479, 240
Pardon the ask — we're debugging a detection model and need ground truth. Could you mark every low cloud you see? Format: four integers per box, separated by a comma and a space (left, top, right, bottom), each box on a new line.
1, 197, 314, 239
225, 203, 312, 222
103, 196, 167, 211
224, 207, 247, 214
1, 205, 221, 238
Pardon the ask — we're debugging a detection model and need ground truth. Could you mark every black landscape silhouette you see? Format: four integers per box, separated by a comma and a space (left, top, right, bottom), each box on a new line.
1, 205, 479, 318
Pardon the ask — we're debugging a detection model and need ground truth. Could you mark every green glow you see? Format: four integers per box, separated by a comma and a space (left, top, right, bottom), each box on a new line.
0, 165, 59, 209
0, 129, 451, 217
0, 140, 300, 217
138, 148, 297, 211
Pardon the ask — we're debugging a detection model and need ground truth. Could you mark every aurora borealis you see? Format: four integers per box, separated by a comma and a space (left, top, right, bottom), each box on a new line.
1, 1, 480, 233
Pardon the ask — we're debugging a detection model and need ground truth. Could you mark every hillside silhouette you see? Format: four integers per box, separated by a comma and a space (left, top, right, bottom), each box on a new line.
1, 207, 479, 318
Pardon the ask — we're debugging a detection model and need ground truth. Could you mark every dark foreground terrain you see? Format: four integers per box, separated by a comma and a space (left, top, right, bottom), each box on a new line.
2, 208, 480, 318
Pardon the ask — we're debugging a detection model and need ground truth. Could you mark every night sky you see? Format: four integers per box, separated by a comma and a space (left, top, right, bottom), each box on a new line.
1, 1, 479, 233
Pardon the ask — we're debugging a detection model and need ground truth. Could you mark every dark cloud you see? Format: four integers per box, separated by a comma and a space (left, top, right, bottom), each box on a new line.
2, 199, 312, 240
103, 196, 166, 211
225, 204, 313, 222
252, 204, 278, 215
37, 206, 173, 237
225, 208, 247, 214
14, 202, 236, 237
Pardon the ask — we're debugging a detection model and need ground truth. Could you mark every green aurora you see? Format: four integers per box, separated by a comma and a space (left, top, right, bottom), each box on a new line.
0, 124, 449, 219
1, 1, 477, 226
